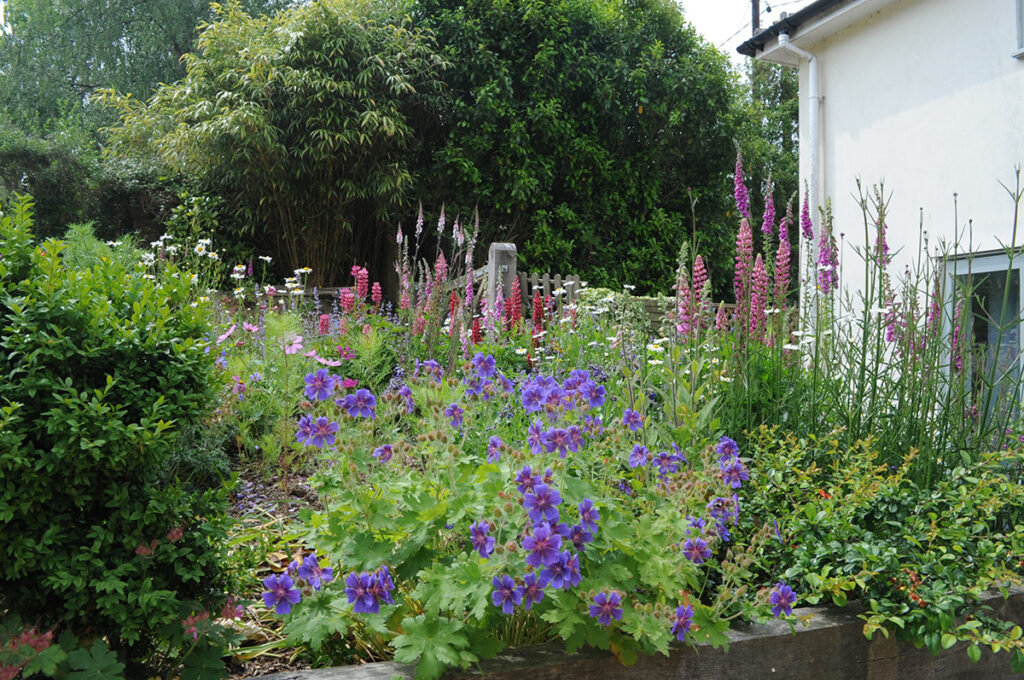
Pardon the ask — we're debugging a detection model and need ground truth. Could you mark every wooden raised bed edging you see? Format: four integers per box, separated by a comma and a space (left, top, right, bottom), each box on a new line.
255, 586, 1024, 680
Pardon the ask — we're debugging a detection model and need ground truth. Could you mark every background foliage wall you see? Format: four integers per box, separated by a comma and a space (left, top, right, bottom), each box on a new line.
3, 0, 798, 297
415, 0, 740, 296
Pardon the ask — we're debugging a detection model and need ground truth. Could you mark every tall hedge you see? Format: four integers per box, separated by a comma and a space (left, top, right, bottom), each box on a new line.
0, 196, 229, 670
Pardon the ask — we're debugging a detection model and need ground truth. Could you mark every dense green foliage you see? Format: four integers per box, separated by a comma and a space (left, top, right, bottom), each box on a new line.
103, 0, 448, 286
0, 0, 292, 130
415, 0, 738, 295
0, 121, 176, 239
102, 0, 764, 295
0, 198, 232, 675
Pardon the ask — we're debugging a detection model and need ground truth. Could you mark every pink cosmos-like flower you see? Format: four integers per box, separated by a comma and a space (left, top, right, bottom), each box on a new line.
216, 324, 236, 344
243, 322, 259, 333
282, 334, 303, 355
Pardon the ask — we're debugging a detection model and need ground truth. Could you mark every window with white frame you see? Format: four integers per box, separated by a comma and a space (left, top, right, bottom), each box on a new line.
1016, 0, 1024, 58
947, 250, 1023, 414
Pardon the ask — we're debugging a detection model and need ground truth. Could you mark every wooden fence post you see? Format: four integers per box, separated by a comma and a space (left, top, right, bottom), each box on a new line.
487, 243, 517, 311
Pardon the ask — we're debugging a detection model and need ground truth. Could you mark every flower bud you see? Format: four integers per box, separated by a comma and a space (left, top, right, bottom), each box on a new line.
493, 507, 502, 518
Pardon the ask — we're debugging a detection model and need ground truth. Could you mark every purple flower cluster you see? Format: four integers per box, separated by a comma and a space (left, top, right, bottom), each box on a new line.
520, 371, 605, 424
707, 494, 740, 542
414, 358, 443, 383
296, 414, 339, 448
464, 353, 513, 400
262, 553, 335, 614
484, 470, 599, 616
345, 565, 395, 614
716, 436, 748, 489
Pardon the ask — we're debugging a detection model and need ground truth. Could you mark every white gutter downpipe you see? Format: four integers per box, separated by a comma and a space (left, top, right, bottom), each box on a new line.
776, 30, 822, 313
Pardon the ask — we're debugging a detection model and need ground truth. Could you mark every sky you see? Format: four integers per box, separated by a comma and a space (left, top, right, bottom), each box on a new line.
677, 0, 816, 64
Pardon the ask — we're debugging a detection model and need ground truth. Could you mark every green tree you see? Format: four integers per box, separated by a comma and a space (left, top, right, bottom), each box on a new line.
0, 0, 293, 131
103, 0, 448, 284
413, 0, 740, 296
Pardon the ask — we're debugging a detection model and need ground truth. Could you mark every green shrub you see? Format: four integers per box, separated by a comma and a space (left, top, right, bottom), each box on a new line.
0, 195, 231, 673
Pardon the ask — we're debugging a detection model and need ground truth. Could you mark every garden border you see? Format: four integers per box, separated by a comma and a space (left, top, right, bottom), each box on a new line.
255, 586, 1024, 679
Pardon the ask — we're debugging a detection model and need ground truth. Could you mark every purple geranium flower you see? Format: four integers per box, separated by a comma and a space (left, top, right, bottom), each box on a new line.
470, 520, 495, 558
297, 554, 333, 591
398, 384, 414, 413
629, 444, 650, 468
527, 420, 545, 455
567, 425, 585, 452
682, 537, 712, 564
542, 428, 571, 458
368, 566, 395, 606
444, 403, 464, 428
672, 604, 694, 641
487, 436, 503, 464
770, 581, 797, 618
589, 591, 623, 626
303, 368, 337, 401
338, 388, 377, 419
372, 444, 393, 463
520, 571, 548, 610
720, 459, 749, 489
570, 524, 593, 551
622, 408, 644, 431
578, 498, 600, 532
523, 483, 562, 524
491, 574, 522, 614
262, 573, 301, 615
579, 381, 606, 409
308, 416, 339, 448
345, 571, 378, 614
521, 384, 545, 413
522, 523, 562, 568
540, 551, 574, 590
716, 436, 739, 461
515, 465, 541, 494
472, 352, 497, 379
295, 414, 314, 446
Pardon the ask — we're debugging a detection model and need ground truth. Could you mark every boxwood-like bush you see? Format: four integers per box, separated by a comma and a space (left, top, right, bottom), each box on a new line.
0, 196, 229, 671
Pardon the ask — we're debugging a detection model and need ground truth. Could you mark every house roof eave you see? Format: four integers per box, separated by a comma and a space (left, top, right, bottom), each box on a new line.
737, 0, 902, 62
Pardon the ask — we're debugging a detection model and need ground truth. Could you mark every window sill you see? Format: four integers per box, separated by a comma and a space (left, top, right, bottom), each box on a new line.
1013, 46, 1024, 59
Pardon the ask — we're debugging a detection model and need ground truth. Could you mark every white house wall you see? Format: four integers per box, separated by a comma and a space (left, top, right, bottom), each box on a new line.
795, 0, 1024, 298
